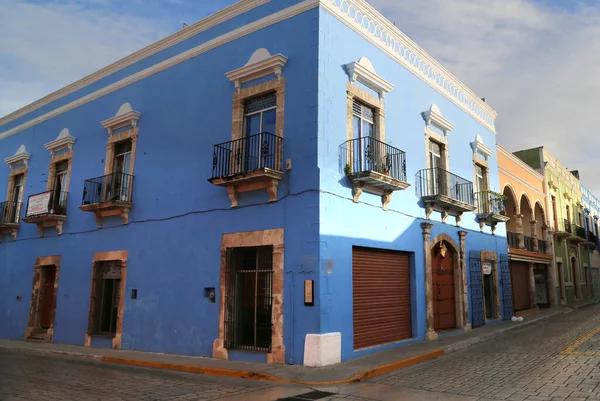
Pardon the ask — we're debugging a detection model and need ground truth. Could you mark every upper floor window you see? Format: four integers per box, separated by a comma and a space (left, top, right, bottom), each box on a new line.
244, 93, 276, 136
12, 174, 24, 204
428, 140, 444, 170
352, 100, 375, 140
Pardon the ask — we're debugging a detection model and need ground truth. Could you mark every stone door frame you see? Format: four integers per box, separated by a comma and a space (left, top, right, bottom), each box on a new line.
25, 255, 61, 343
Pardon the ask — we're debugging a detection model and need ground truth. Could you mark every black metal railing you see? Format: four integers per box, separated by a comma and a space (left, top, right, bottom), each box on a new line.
82, 173, 134, 205
339, 137, 407, 182
211, 132, 283, 180
415, 168, 475, 206
507, 231, 519, 248
25, 190, 68, 217
0, 201, 22, 224
557, 218, 572, 234
575, 225, 586, 240
476, 191, 506, 215
538, 239, 547, 253
524, 236, 535, 252
588, 231, 598, 246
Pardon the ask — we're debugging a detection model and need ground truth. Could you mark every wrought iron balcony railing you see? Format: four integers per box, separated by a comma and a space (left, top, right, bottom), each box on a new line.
210, 132, 283, 180
507, 231, 519, 249
339, 137, 407, 182
588, 231, 598, 246
575, 225, 586, 240
415, 168, 475, 206
25, 190, 68, 217
476, 191, 507, 215
538, 239, 548, 254
82, 173, 134, 205
556, 219, 572, 234
0, 201, 22, 224
524, 236, 535, 252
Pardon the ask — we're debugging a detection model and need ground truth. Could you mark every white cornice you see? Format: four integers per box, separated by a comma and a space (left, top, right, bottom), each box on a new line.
345, 57, 393, 99
101, 103, 141, 133
470, 135, 493, 160
4, 145, 31, 168
225, 48, 288, 92
421, 104, 455, 133
0, 0, 270, 127
44, 128, 76, 155
0, 0, 320, 141
321, 0, 497, 133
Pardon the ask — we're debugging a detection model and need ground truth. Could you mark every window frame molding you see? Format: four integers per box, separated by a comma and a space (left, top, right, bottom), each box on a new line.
101, 103, 140, 178
44, 128, 75, 194
346, 82, 386, 144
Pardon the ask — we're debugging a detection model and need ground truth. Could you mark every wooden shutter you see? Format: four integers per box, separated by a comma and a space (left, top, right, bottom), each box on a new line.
511, 261, 530, 311
353, 247, 412, 350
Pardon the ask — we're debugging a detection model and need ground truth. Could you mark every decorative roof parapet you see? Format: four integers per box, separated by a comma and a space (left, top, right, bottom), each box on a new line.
44, 128, 76, 155
322, 0, 497, 133
101, 103, 141, 134
345, 57, 394, 99
422, 104, 455, 133
470, 135, 494, 160
226, 48, 288, 93
5, 144, 31, 168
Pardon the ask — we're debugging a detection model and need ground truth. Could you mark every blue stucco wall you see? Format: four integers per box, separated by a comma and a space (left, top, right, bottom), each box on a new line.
0, 5, 320, 365
315, 8, 507, 361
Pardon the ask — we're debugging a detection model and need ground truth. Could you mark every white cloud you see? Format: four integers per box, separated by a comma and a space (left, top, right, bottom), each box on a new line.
371, 0, 600, 194
0, 0, 170, 117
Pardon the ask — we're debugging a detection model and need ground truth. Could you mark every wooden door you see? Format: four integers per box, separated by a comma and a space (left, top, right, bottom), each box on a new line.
352, 247, 412, 349
511, 261, 530, 311
41, 266, 56, 329
432, 242, 456, 331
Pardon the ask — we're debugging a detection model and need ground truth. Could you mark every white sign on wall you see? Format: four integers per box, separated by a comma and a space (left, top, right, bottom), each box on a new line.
26, 192, 51, 216
482, 262, 492, 275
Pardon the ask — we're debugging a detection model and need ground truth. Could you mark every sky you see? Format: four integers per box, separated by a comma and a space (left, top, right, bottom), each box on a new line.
1, 0, 599, 192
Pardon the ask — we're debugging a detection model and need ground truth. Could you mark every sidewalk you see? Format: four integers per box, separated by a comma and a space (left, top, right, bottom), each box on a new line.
1, 299, 597, 385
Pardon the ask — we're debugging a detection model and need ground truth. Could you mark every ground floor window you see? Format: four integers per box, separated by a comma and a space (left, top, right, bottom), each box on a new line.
224, 246, 273, 352
92, 261, 121, 336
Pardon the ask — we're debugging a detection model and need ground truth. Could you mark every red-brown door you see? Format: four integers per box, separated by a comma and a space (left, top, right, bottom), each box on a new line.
432, 242, 456, 331
511, 261, 530, 311
41, 266, 56, 329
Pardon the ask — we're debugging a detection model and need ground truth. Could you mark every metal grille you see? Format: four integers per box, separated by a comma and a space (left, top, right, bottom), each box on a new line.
500, 254, 513, 319
244, 93, 276, 115
352, 100, 374, 121
94, 261, 121, 335
469, 250, 485, 328
224, 246, 273, 353
115, 140, 132, 155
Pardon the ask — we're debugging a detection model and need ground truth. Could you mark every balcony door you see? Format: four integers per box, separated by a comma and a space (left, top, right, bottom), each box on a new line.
352, 100, 375, 173
428, 141, 443, 196
244, 93, 276, 172
9, 174, 24, 223
112, 141, 132, 202
53, 162, 68, 214
474, 164, 486, 213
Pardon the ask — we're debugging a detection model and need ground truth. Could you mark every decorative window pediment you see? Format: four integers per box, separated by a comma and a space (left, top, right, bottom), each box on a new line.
344, 57, 393, 99
4, 145, 31, 168
470, 134, 493, 160
422, 104, 455, 133
101, 103, 141, 134
44, 128, 76, 156
225, 48, 288, 93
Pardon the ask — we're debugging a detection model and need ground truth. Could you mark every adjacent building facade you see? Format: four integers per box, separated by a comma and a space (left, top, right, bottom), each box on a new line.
498, 145, 555, 312
581, 184, 600, 297
0, 0, 510, 367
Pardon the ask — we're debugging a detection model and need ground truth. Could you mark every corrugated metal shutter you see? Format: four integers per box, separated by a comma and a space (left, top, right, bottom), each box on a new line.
353, 246, 411, 350
511, 261, 530, 311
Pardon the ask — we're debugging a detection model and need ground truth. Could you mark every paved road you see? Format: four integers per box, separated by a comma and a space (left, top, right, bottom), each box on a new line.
2, 305, 600, 401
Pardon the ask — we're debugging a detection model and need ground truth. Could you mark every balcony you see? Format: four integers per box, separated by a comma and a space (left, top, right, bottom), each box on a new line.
569, 224, 586, 244
340, 137, 409, 209
416, 168, 476, 224
524, 236, 535, 252
553, 219, 572, 239
208, 132, 283, 208
79, 172, 134, 228
507, 231, 519, 249
584, 230, 598, 248
475, 191, 510, 227
0, 201, 21, 241
538, 239, 548, 254
22, 190, 68, 237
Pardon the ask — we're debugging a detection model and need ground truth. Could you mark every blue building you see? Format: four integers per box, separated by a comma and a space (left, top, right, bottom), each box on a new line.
0, 0, 509, 367
581, 182, 600, 297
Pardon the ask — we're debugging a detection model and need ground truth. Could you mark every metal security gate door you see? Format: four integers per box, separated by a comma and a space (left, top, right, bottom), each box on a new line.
352, 247, 412, 350
500, 254, 513, 320
469, 250, 485, 328
432, 242, 456, 330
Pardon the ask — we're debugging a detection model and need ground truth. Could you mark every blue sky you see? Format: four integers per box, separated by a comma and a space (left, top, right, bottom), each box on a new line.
2, 0, 600, 191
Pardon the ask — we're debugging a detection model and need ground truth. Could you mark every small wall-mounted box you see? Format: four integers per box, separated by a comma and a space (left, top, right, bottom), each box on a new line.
286, 159, 292, 171
204, 287, 216, 303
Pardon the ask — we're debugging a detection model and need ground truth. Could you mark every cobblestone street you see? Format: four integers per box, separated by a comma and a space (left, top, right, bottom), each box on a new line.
3, 305, 600, 400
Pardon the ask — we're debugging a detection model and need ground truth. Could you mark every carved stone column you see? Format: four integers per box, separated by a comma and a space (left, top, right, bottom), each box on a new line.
542, 225, 552, 255
458, 231, 470, 331
531, 221, 538, 252
515, 214, 524, 249
421, 222, 437, 341
528, 262, 537, 309
268, 244, 285, 364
